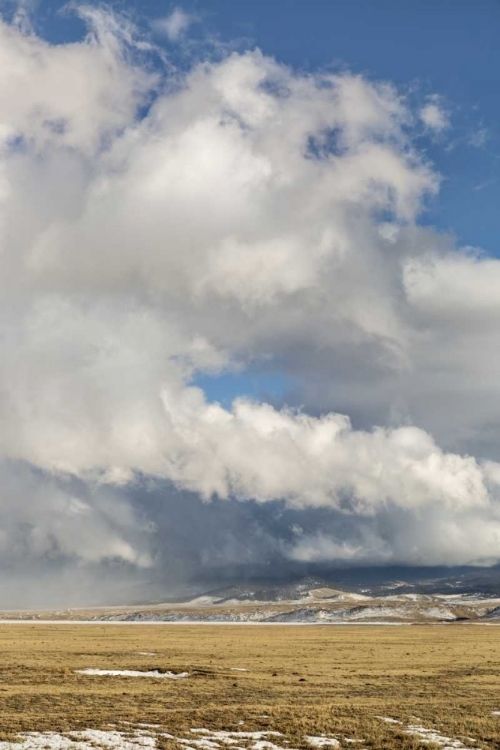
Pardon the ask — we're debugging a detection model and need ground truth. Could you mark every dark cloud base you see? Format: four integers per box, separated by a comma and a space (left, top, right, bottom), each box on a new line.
2, 479, 499, 609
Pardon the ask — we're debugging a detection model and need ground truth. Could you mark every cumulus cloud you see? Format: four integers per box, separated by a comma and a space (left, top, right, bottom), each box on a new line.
0, 5, 154, 153
0, 6, 498, 592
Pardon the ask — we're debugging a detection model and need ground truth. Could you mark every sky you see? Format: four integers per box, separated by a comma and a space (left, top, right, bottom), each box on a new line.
0, 0, 500, 605
16, 0, 500, 253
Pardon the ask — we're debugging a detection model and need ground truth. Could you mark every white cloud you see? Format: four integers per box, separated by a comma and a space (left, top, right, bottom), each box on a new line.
157, 388, 492, 514
0, 9, 498, 575
11, 0, 37, 34
469, 127, 488, 148
0, 5, 154, 153
152, 8, 196, 42
420, 97, 449, 132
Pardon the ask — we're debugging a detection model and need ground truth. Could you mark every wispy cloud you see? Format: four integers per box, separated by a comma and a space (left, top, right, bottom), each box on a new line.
420, 95, 450, 132
472, 178, 495, 192
469, 127, 489, 148
152, 7, 197, 42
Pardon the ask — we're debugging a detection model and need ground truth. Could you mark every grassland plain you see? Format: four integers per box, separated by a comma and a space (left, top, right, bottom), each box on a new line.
0, 625, 499, 749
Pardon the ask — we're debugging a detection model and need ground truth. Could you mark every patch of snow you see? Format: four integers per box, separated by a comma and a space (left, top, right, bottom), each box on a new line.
405, 723, 476, 749
190, 730, 283, 741
0, 725, 364, 750
138, 652, 157, 656
252, 742, 291, 750
75, 669, 189, 679
343, 606, 410, 620
187, 729, 289, 749
305, 736, 340, 748
136, 725, 161, 730
0, 729, 157, 750
77, 730, 156, 748
377, 717, 477, 749
230, 668, 249, 672
187, 596, 224, 606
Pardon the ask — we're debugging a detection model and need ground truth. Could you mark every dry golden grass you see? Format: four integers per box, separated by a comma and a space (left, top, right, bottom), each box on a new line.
0, 624, 499, 749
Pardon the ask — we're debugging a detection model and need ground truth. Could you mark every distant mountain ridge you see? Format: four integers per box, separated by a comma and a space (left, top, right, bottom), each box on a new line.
172, 567, 500, 605
4, 566, 500, 613
5, 572, 500, 624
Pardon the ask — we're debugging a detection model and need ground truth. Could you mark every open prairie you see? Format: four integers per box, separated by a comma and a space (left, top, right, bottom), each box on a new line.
0, 624, 499, 749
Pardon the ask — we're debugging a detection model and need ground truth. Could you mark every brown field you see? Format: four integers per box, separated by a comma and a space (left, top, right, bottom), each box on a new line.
0, 624, 499, 749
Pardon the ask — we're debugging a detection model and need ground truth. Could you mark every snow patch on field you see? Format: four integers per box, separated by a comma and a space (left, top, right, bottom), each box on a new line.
377, 717, 476, 749
0, 729, 365, 750
136, 725, 161, 730
181, 730, 296, 750
0, 728, 292, 750
305, 736, 340, 748
0, 729, 156, 750
190, 729, 284, 742
8, 721, 485, 750
405, 723, 476, 748
75, 669, 189, 679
